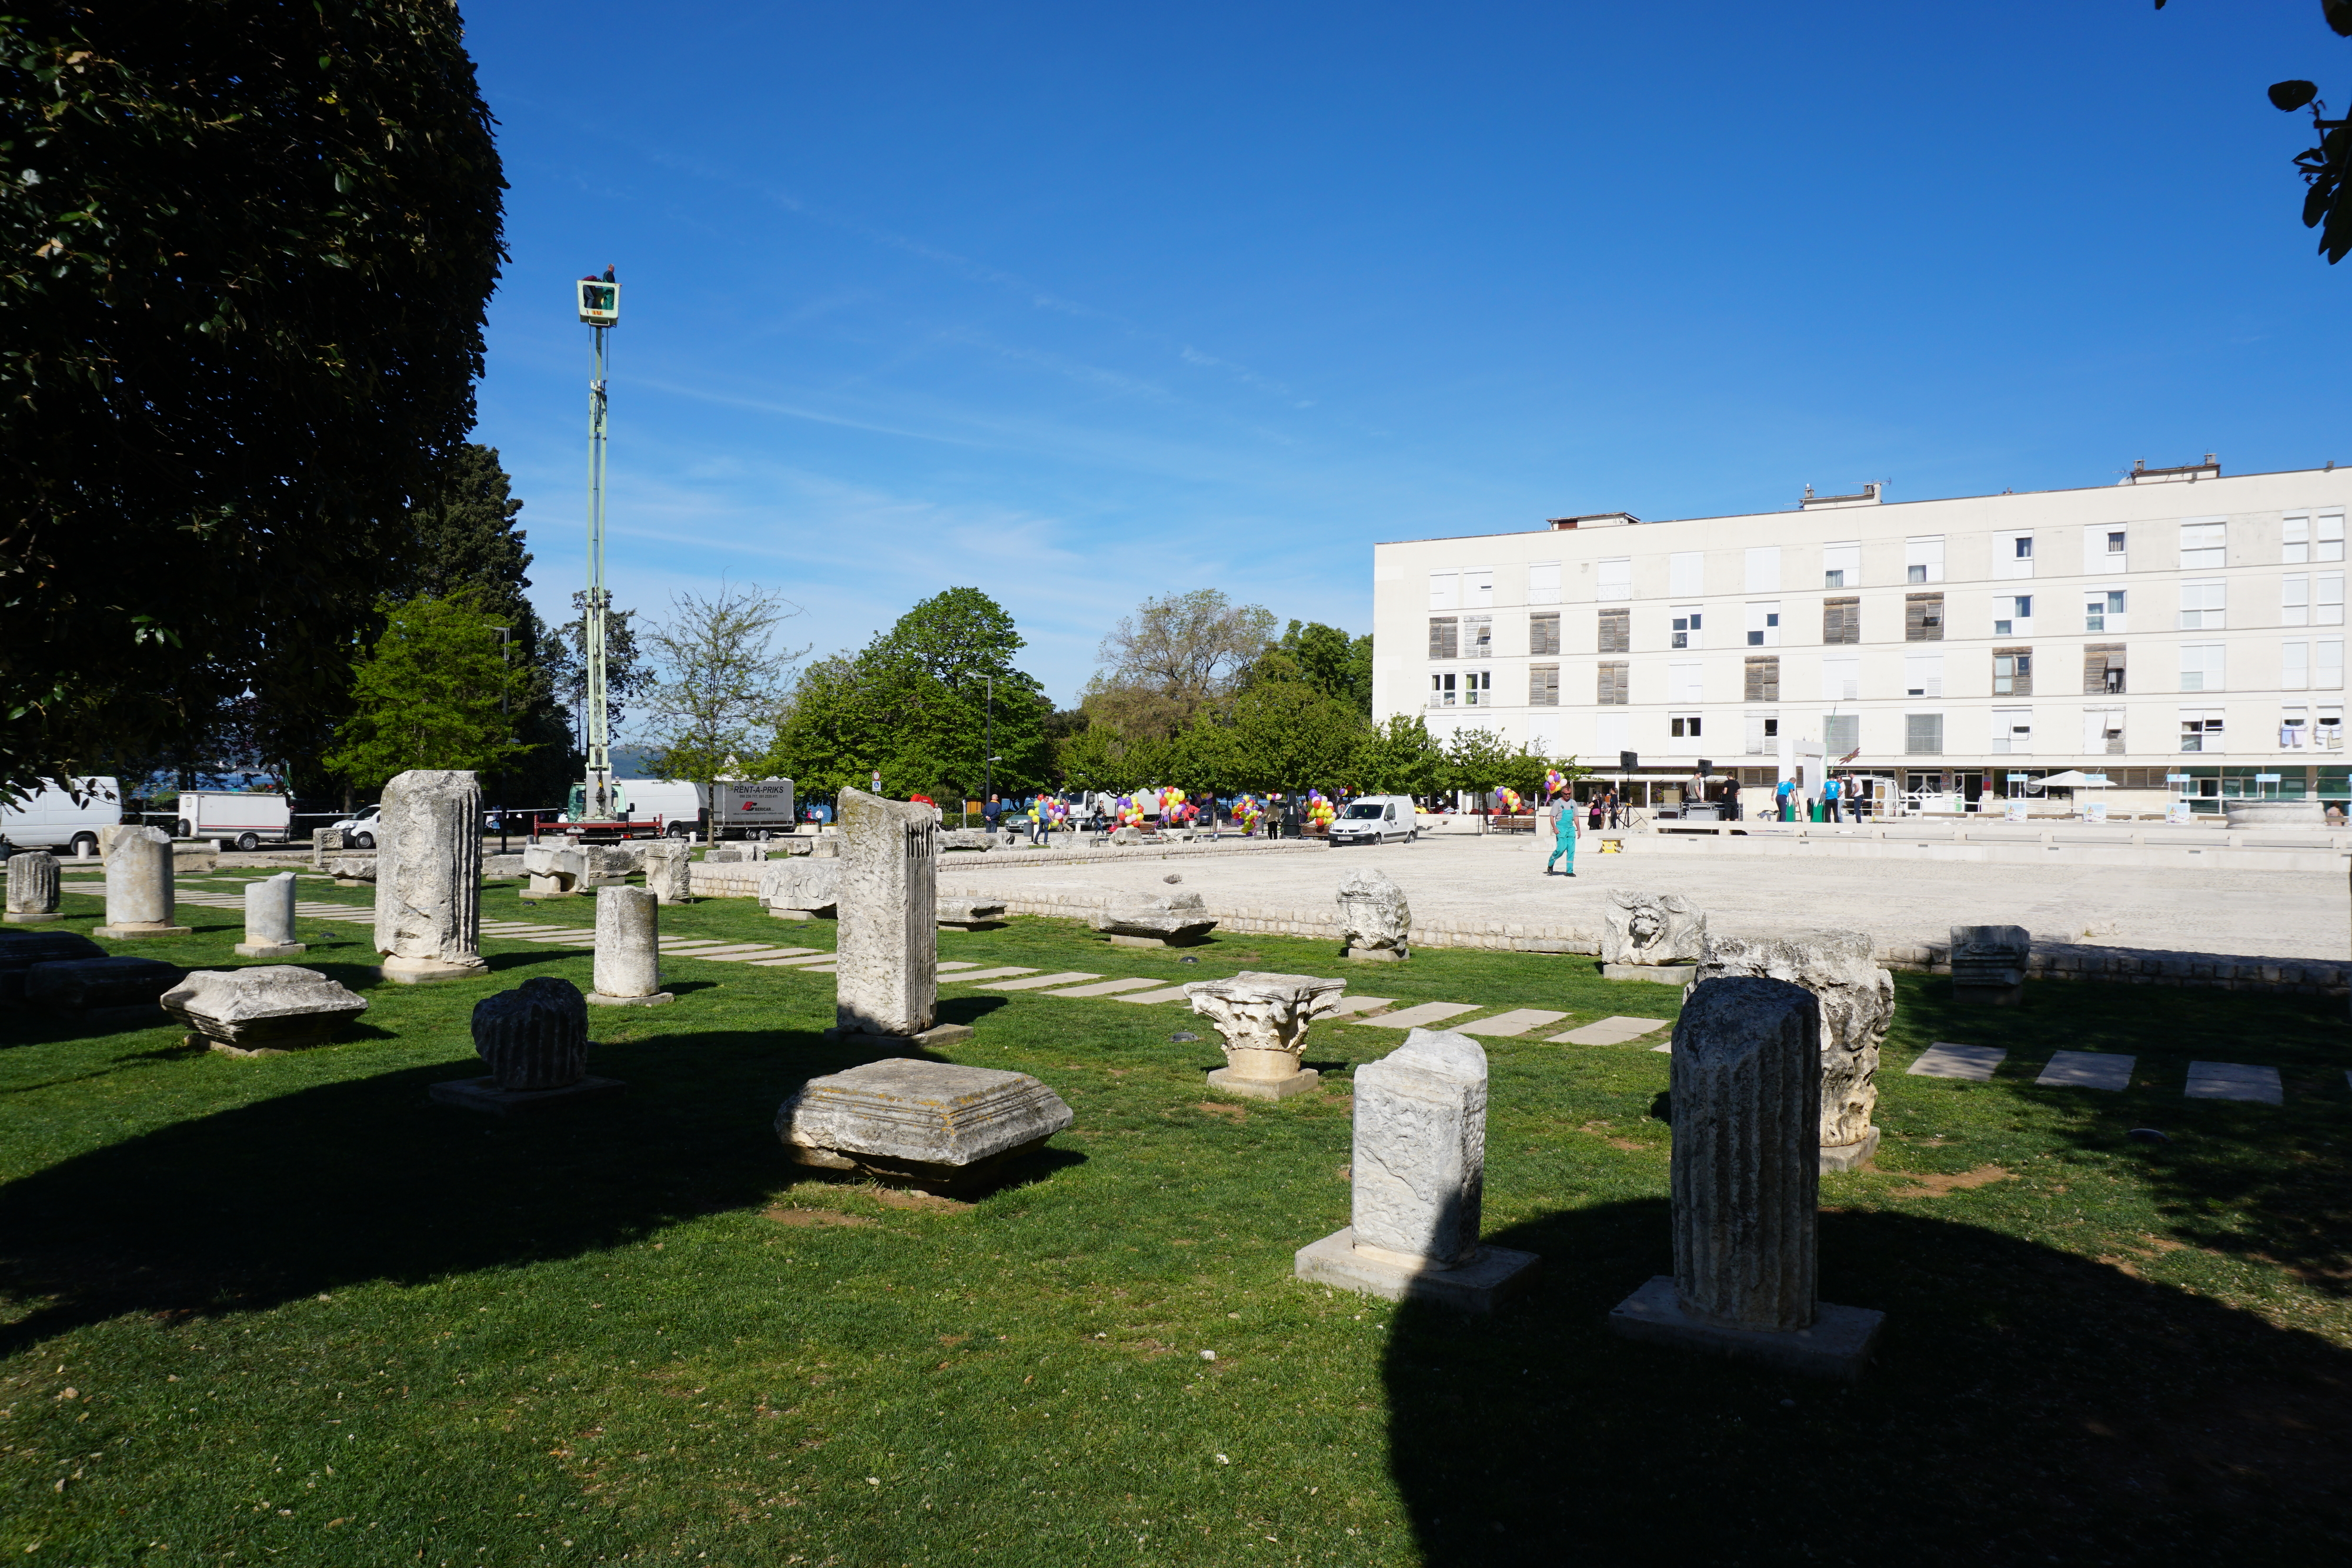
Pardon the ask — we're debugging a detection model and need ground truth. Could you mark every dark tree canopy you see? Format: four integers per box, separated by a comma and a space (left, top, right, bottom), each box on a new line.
0, 1, 506, 792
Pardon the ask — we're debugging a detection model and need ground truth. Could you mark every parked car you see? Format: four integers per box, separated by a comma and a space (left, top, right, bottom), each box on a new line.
171, 790, 292, 850
325, 803, 382, 849
1328, 794, 1418, 845
0, 775, 122, 857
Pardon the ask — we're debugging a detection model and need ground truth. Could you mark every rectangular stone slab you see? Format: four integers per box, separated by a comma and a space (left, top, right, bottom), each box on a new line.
1350, 1002, 1481, 1030
1294, 1227, 1538, 1314
938, 967, 1043, 984
2184, 1061, 2284, 1105
674, 947, 820, 962
1552, 1015, 1671, 1045
974, 971, 1102, 991
2036, 1051, 2136, 1091
1453, 1009, 1569, 1038
1906, 1042, 2007, 1081
1325, 995, 1398, 1017
1044, 977, 1167, 997
936, 961, 985, 972
749, 954, 842, 967
1608, 1275, 1883, 1382
779, 1059, 1073, 1172
1111, 986, 1199, 1004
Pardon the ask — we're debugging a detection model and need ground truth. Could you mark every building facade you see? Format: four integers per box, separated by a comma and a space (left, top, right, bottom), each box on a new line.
1370, 460, 2352, 813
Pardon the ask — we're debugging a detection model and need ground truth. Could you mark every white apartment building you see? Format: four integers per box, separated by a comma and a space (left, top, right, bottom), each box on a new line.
1370, 458, 2352, 814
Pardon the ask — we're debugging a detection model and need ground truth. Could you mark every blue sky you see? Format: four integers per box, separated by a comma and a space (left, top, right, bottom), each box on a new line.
465, 1, 2352, 710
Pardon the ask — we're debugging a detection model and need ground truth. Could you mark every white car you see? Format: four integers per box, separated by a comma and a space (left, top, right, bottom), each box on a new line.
325, 804, 382, 849
1328, 795, 1418, 845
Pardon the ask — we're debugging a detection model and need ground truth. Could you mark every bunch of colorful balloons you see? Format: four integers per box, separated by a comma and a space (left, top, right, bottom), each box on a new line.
1231, 795, 1265, 834
1544, 768, 1568, 798
1044, 798, 1071, 827
1116, 795, 1147, 828
1303, 790, 1337, 828
1495, 787, 1525, 815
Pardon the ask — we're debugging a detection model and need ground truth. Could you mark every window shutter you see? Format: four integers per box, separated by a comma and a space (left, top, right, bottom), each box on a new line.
2082, 643, 2124, 695
1427, 617, 1458, 659
1596, 661, 1629, 706
1993, 646, 2033, 698
1529, 613, 1561, 656
1905, 714, 1943, 754
1905, 593, 1943, 641
1529, 664, 1560, 706
1822, 597, 1860, 644
1743, 656, 1779, 702
1597, 608, 1629, 653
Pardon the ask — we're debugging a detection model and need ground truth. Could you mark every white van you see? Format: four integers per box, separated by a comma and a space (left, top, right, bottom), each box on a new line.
0, 775, 123, 857
1328, 794, 1418, 845
325, 803, 382, 848
172, 790, 292, 850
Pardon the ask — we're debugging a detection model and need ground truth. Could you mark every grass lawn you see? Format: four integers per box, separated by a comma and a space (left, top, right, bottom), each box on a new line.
2, 870, 2349, 1564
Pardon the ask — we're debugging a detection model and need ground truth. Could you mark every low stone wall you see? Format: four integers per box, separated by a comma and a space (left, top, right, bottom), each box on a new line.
689, 862, 767, 899
1880, 940, 2348, 997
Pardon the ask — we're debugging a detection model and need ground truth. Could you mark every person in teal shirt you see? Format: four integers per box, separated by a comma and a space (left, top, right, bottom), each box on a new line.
1546, 791, 1577, 875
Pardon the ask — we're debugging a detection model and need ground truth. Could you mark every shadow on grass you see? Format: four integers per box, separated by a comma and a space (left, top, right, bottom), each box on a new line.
1384, 1201, 2352, 1564
0, 1022, 1029, 1357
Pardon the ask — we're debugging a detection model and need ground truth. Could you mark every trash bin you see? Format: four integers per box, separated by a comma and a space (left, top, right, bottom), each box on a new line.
1809, 800, 1825, 823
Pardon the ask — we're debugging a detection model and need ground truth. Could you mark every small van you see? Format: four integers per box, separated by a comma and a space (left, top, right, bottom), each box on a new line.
172, 790, 292, 850
1328, 794, 1418, 845
0, 775, 123, 857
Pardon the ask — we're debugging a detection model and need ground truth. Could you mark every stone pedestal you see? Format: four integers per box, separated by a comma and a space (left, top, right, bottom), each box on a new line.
936, 898, 1007, 931
373, 770, 487, 984
762, 860, 841, 921
26, 954, 182, 1024
93, 827, 190, 938
1187, 970, 1345, 1099
6, 851, 61, 922
1095, 892, 1217, 947
833, 788, 941, 1041
522, 843, 586, 900
1602, 962, 1697, 984
1295, 1028, 1538, 1311
642, 838, 693, 904
236, 871, 307, 958
0, 931, 105, 1001
587, 885, 671, 1007
436, 976, 617, 1112
310, 827, 345, 870
1607, 975, 1883, 1380
1336, 868, 1411, 961
1950, 924, 2029, 1005
1600, 890, 1704, 972
1694, 930, 1895, 1173
777, 1058, 1072, 1193
326, 855, 376, 886
162, 966, 367, 1055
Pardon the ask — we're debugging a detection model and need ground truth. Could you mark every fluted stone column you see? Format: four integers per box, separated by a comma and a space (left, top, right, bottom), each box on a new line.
236, 871, 306, 958
642, 838, 692, 904
832, 788, 965, 1045
587, 885, 671, 1006
373, 770, 487, 984
5, 850, 61, 923
1608, 975, 1885, 1379
470, 977, 589, 1089
94, 826, 189, 938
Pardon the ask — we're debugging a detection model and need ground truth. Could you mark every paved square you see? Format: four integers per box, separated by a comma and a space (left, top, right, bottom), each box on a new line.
1907, 1042, 2007, 1081
2185, 1061, 2284, 1105
2034, 1051, 2136, 1090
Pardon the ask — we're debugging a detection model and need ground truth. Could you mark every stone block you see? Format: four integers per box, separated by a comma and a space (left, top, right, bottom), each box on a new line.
776, 1058, 1071, 1192
162, 966, 368, 1055
1695, 929, 1896, 1171
588, 885, 670, 1006
1950, 923, 2028, 1005
25, 955, 182, 1018
5, 851, 61, 922
0, 930, 106, 999
1601, 962, 1696, 984
833, 789, 940, 1039
1207, 1065, 1322, 1100
761, 859, 842, 920
936, 897, 1007, 930
375, 770, 487, 983
470, 977, 590, 1090
237, 871, 306, 958
1094, 891, 1217, 944
1601, 891, 1705, 968
95, 826, 188, 937
1294, 1227, 1539, 1312
522, 843, 586, 898
1607, 1276, 1883, 1382
642, 838, 693, 904
1335, 868, 1411, 959
324, 855, 377, 886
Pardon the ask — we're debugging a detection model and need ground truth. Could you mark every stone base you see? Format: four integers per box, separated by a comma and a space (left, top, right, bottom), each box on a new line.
428, 1075, 626, 1115
1108, 931, 1212, 948
1294, 1227, 1540, 1313
1601, 962, 1696, 984
373, 956, 492, 985
4, 912, 61, 924
92, 924, 193, 940
519, 890, 579, 901
233, 941, 308, 959
586, 990, 674, 1007
1207, 1065, 1321, 1101
207, 1037, 328, 1059
770, 908, 836, 921
1952, 982, 2024, 1006
1343, 945, 1408, 962
1607, 1276, 1885, 1382
1819, 1127, 1880, 1172
824, 1022, 977, 1050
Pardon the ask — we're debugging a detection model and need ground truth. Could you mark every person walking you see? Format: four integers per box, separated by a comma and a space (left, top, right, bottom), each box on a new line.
1545, 790, 1578, 875
1587, 791, 1604, 832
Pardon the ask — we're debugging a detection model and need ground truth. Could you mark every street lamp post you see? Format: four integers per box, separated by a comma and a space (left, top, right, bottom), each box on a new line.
981, 675, 994, 810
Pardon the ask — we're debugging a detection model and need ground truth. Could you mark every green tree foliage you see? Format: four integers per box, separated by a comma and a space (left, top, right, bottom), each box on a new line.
767, 589, 1049, 801
1251, 620, 1374, 714
1351, 714, 1448, 798
1083, 589, 1277, 741
1441, 727, 1519, 801
0, 3, 506, 794
322, 595, 530, 790
1204, 678, 1364, 794
1055, 721, 1170, 797
635, 584, 804, 797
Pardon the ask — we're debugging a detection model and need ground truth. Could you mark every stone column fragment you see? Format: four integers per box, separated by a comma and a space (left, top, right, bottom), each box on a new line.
373, 770, 487, 984
832, 788, 965, 1045
642, 838, 693, 904
236, 871, 307, 958
472, 977, 590, 1089
1336, 868, 1411, 960
94, 826, 190, 939
1600, 891, 1706, 981
1186, 970, 1345, 1099
588, 885, 671, 1006
1949, 924, 2029, 1005
1693, 930, 1895, 1171
5, 850, 62, 923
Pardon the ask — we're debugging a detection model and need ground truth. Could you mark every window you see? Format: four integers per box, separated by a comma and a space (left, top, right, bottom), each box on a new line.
1462, 669, 1492, 706
2086, 527, 2127, 574
1822, 596, 1860, 644
2287, 574, 2310, 627
1992, 647, 2033, 697
2283, 705, 2310, 749
1820, 656, 1859, 701
1669, 551, 1705, 597
2323, 705, 2346, 748
1993, 533, 2034, 581
1905, 536, 1945, 584
2324, 638, 2346, 690
1989, 708, 2032, 754
2178, 580, 2226, 630
1597, 558, 1632, 603
1669, 661, 1705, 703
1428, 617, 1459, 659
2285, 640, 2310, 690
1428, 672, 1457, 707
1528, 561, 1560, 606
1529, 612, 1561, 656
1743, 656, 1780, 702
2285, 512, 2310, 565
1462, 569, 1494, 609
2083, 643, 2126, 695
1669, 714, 1704, 739
2083, 707, 2125, 755
1823, 712, 1859, 754
1744, 713, 1779, 755
1745, 602, 1781, 647
2278, 703, 2345, 750
1429, 572, 1459, 611
1745, 546, 1781, 593
1669, 606, 1703, 650
1822, 541, 1859, 589
1993, 595, 2032, 636
2323, 573, 2345, 626
2180, 709, 2224, 753
2180, 520, 2226, 570
1905, 713, 1945, 755
2324, 510, 2346, 562
1903, 654, 1943, 698
1597, 607, 1629, 653
2085, 590, 2126, 633
2179, 643, 2225, 692
1462, 614, 1493, 657
1905, 592, 1944, 641
1528, 664, 1560, 706
1596, 662, 1629, 705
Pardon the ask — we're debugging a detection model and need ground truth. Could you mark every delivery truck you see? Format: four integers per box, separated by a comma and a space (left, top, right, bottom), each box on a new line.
172, 791, 292, 850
